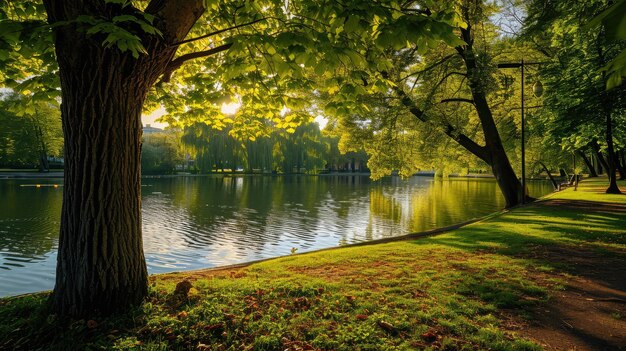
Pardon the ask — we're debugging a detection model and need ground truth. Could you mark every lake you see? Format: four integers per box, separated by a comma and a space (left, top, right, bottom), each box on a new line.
0, 175, 553, 297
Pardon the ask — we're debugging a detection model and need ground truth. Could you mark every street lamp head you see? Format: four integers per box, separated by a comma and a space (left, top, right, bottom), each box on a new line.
533, 81, 544, 97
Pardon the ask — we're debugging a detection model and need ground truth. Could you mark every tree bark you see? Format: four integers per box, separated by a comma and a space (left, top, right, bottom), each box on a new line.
43, 0, 205, 316
577, 149, 597, 177
617, 150, 626, 180
52, 52, 149, 315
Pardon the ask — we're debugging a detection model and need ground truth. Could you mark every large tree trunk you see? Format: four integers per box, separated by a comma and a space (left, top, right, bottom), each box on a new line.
44, 0, 204, 317
52, 54, 149, 315
395, 20, 523, 208
485, 130, 524, 207
604, 112, 622, 193
577, 149, 597, 177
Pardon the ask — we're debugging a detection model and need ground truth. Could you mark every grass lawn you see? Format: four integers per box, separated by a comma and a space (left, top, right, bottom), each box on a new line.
0, 169, 40, 172
1, 178, 625, 350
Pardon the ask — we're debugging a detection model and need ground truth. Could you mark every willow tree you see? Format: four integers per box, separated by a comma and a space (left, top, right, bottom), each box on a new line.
0, 0, 458, 316
0, 93, 63, 169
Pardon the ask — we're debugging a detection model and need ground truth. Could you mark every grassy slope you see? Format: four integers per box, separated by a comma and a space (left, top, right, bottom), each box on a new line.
1, 178, 625, 351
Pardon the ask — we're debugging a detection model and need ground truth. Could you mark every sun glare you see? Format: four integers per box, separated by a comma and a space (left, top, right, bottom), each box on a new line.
220, 102, 241, 115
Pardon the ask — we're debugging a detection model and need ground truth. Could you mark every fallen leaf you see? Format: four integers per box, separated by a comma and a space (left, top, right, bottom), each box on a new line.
377, 320, 396, 334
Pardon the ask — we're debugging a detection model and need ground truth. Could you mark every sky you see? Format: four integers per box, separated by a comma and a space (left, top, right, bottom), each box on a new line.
142, 106, 168, 129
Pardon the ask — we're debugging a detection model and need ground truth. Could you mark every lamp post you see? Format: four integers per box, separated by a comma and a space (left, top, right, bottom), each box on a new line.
497, 60, 545, 204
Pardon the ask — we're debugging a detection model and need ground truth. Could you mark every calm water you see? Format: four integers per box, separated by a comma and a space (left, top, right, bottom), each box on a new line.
0, 175, 553, 296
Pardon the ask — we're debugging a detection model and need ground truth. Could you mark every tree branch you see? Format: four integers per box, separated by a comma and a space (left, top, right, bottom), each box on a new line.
386, 77, 488, 162
161, 43, 233, 82
173, 18, 267, 46
440, 98, 475, 105
400, 54, 455, 81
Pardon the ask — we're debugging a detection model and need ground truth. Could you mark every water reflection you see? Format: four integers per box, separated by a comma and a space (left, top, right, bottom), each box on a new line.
0, 176, 553, 296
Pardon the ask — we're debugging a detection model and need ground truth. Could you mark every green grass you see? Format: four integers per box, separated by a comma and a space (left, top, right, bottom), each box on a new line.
0, 169, 40, 172
1, 178, 625, 351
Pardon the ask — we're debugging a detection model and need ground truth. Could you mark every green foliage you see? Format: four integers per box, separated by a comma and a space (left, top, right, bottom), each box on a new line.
1, 0, 463, 145
181, 122, 351, 174
141, 132, 184, 174
0, 94, 63, 168
316, 1, 526, 179
586, 0, 626, 89
524, 0, 626, 169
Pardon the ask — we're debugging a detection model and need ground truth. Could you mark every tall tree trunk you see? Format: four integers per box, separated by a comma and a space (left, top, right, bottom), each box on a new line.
604, 112, 621, 193
458, 27, 523, 207
577, 149, 597, 177
44, 0, 204, 316
391, 24, 523, 208
51, 48, 151, 316
595, 27, 622, 193
620, 150, 626, 180
591, 142, 610, 175
617, 149, 626, 180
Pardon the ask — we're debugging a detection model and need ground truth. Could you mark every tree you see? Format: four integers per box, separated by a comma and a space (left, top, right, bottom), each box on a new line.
318, 0, 535, 207
587, 0, 626, 89
524, 0, 626, 194
0, 94, 63, 169
182, 121, 339, 174
141, 131, 183, 174
1, 0, 458, 316
274, 122, 329, 174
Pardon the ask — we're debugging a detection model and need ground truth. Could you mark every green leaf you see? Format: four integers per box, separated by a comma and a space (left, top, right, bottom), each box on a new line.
344, 15, 361, 33
104, 0, 131, 8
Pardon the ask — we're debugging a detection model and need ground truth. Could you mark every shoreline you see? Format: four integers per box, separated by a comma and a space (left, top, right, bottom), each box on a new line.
0, 170, 560, 182
1, 187, 556, 300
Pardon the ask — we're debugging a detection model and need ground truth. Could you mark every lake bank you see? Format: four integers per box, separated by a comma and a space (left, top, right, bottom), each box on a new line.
0, 175, 554, 297
1, 177, 624, 350
0, 169, 560, 181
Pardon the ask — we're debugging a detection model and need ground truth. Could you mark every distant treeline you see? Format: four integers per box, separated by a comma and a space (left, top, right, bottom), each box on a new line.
142, 122, 368, 175
0, 100, 63, 170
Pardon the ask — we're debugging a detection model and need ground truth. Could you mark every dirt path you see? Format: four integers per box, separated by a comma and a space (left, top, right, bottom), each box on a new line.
517, 199, 626, 350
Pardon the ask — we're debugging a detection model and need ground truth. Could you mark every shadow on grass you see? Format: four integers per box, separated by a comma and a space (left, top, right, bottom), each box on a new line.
408, 197, 626, 350
413, 199, 626, 283
416, 199, 625, 248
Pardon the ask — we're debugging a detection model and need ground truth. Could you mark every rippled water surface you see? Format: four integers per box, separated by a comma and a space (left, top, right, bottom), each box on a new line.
0, 175, 553, 296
